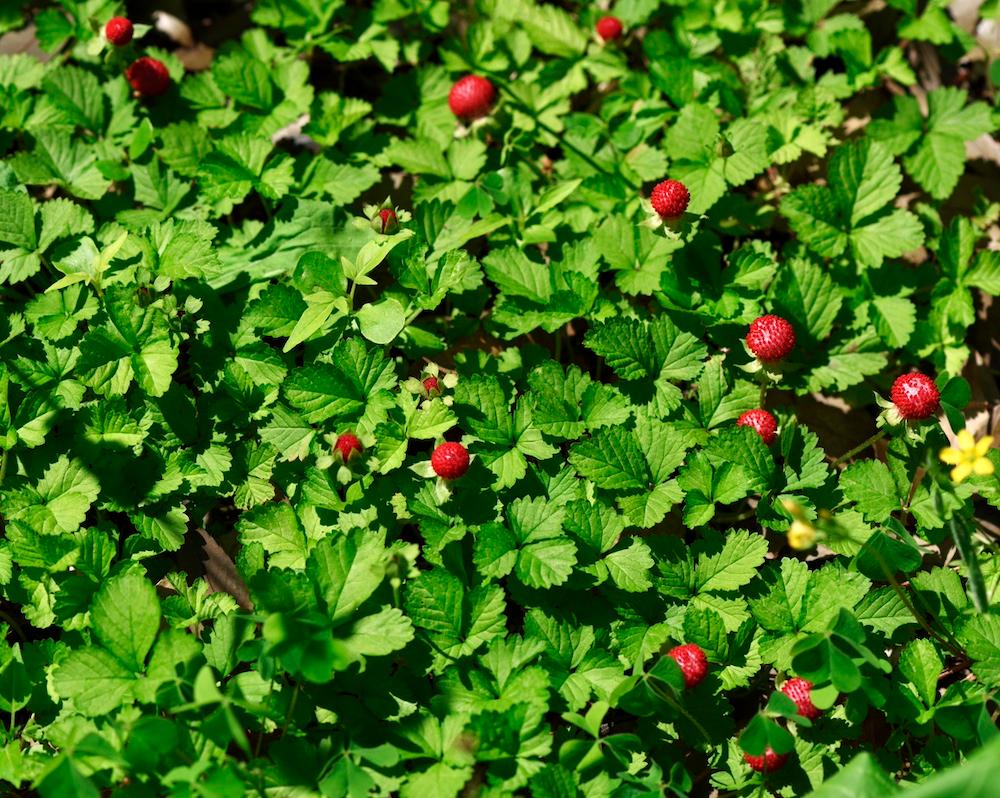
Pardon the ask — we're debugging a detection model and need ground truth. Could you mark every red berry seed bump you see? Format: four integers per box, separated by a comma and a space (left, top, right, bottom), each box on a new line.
891, 372, 940, 421
743, 747, 789, 773
335, 433, 363, 462
105, 16, 134, 46
596, 16, 624, 42
746, 314, 795, 363
126, 57, 171, 98
737, 409, 777, 445
667, 643, 708, 688
650, 179, 690, 220
780, 677, 821, 720
448, 75, 495, 121
431, 441, 470, 480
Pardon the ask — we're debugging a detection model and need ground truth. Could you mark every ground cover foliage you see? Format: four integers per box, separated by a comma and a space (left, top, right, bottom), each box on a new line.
1, 0, 1000, 795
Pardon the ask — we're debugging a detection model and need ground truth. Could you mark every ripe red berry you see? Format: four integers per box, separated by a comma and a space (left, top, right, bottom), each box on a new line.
448, 75, 495, 121
596, 16, 624, 41
743, 747, 789, 773
737, 409, 778, 445
780, 677, 821, 720
891, 372, 940, 421
423, 376, 440, 395
377, 208, 398, 234
650, 179, 690, 219
666, 643, 708, 688
105, 16, 133, 46
431, 441, 470, 480
335, 433, 363, 462
126, 57, 170, 98
746, 315, 795, 363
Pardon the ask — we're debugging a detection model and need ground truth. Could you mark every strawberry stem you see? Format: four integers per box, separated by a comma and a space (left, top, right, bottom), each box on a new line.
831, 430, 886, 466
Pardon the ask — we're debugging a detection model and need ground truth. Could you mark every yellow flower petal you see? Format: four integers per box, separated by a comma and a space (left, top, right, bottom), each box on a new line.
957, 429, 975, 451
951, 461, 974, 483
974, 435, 993, 458
973, 458, 995, 476
787, 520, 816, 551
940, 447, 963, 465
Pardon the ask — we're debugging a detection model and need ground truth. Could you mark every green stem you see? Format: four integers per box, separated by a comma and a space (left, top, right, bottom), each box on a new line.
280, 682, 301, 738
831, 430, 887, 467
758, 377, 767, 409
649, 681, 711, 744
870, 545, 964, 656
0, 449, 8, 486
949, 516, 989, 613
484, 72, 638, 189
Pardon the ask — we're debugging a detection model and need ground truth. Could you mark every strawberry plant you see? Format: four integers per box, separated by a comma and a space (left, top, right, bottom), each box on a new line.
1, 1, 1000, 797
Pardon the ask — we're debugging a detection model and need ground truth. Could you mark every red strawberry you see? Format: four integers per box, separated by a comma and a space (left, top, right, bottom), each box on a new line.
746, 314, 795, 363
743, 747, 789, 773
105, 16, 134, 46
335, 433, 363, 462
376, 208, 398, 234
666, 643, 708, 688
448, 75, 495, 121
737, 409, 778, 445
780, 677, 821, 720
650, 179, 690, 219
423, 376, 440, 396
891, 372, 939, 420
431, 441, 469, 480
126, 57, 170, 98
596, 16, 624, 41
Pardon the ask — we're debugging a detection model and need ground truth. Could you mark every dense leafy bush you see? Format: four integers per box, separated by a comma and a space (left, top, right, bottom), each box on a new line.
1, 1, 999, 796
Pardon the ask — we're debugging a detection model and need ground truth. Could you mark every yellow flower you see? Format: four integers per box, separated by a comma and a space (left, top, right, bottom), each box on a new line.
787, 519, 817, 551
940, 430, 994, 484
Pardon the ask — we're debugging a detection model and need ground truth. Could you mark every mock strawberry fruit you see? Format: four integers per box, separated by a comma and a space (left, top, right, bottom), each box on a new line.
780, 677, 821, 720
746, 314, 795, 363
650, 179, 690, 219
374, 208, 398, 234
448, 75, 495, 121
423, 376, 440, 396
105, 16, 134, 46
667, 643, 708, 688
431, 441, 470, 480
737, 409, 777, 445
126, 57, 170, 97
335, 432, 363, 462
596, 16, 624, 41
891, 372, 939, 421
743, 747, 789, 773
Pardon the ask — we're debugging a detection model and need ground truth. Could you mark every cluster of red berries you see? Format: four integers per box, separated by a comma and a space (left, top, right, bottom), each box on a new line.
104, 17, 171, 98
335, 432, 470, 481
447, 16, 627, 121
743, 678, 822, 774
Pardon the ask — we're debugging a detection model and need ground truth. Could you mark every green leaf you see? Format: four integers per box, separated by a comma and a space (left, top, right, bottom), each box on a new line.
695, 530, 768, 592
53, 648, 134, 716
841, 460, 898, 522
91, 572, 161, 670
237, 503, 308, 570
569, 427, 651, 491
899, 639, 942, 707
829, 139, 901, 225
308, 531, 387, 623
516, 538, 578, 589
405, 568, 506, 659
801, 752, 898, 798
357, 297, 406, 344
